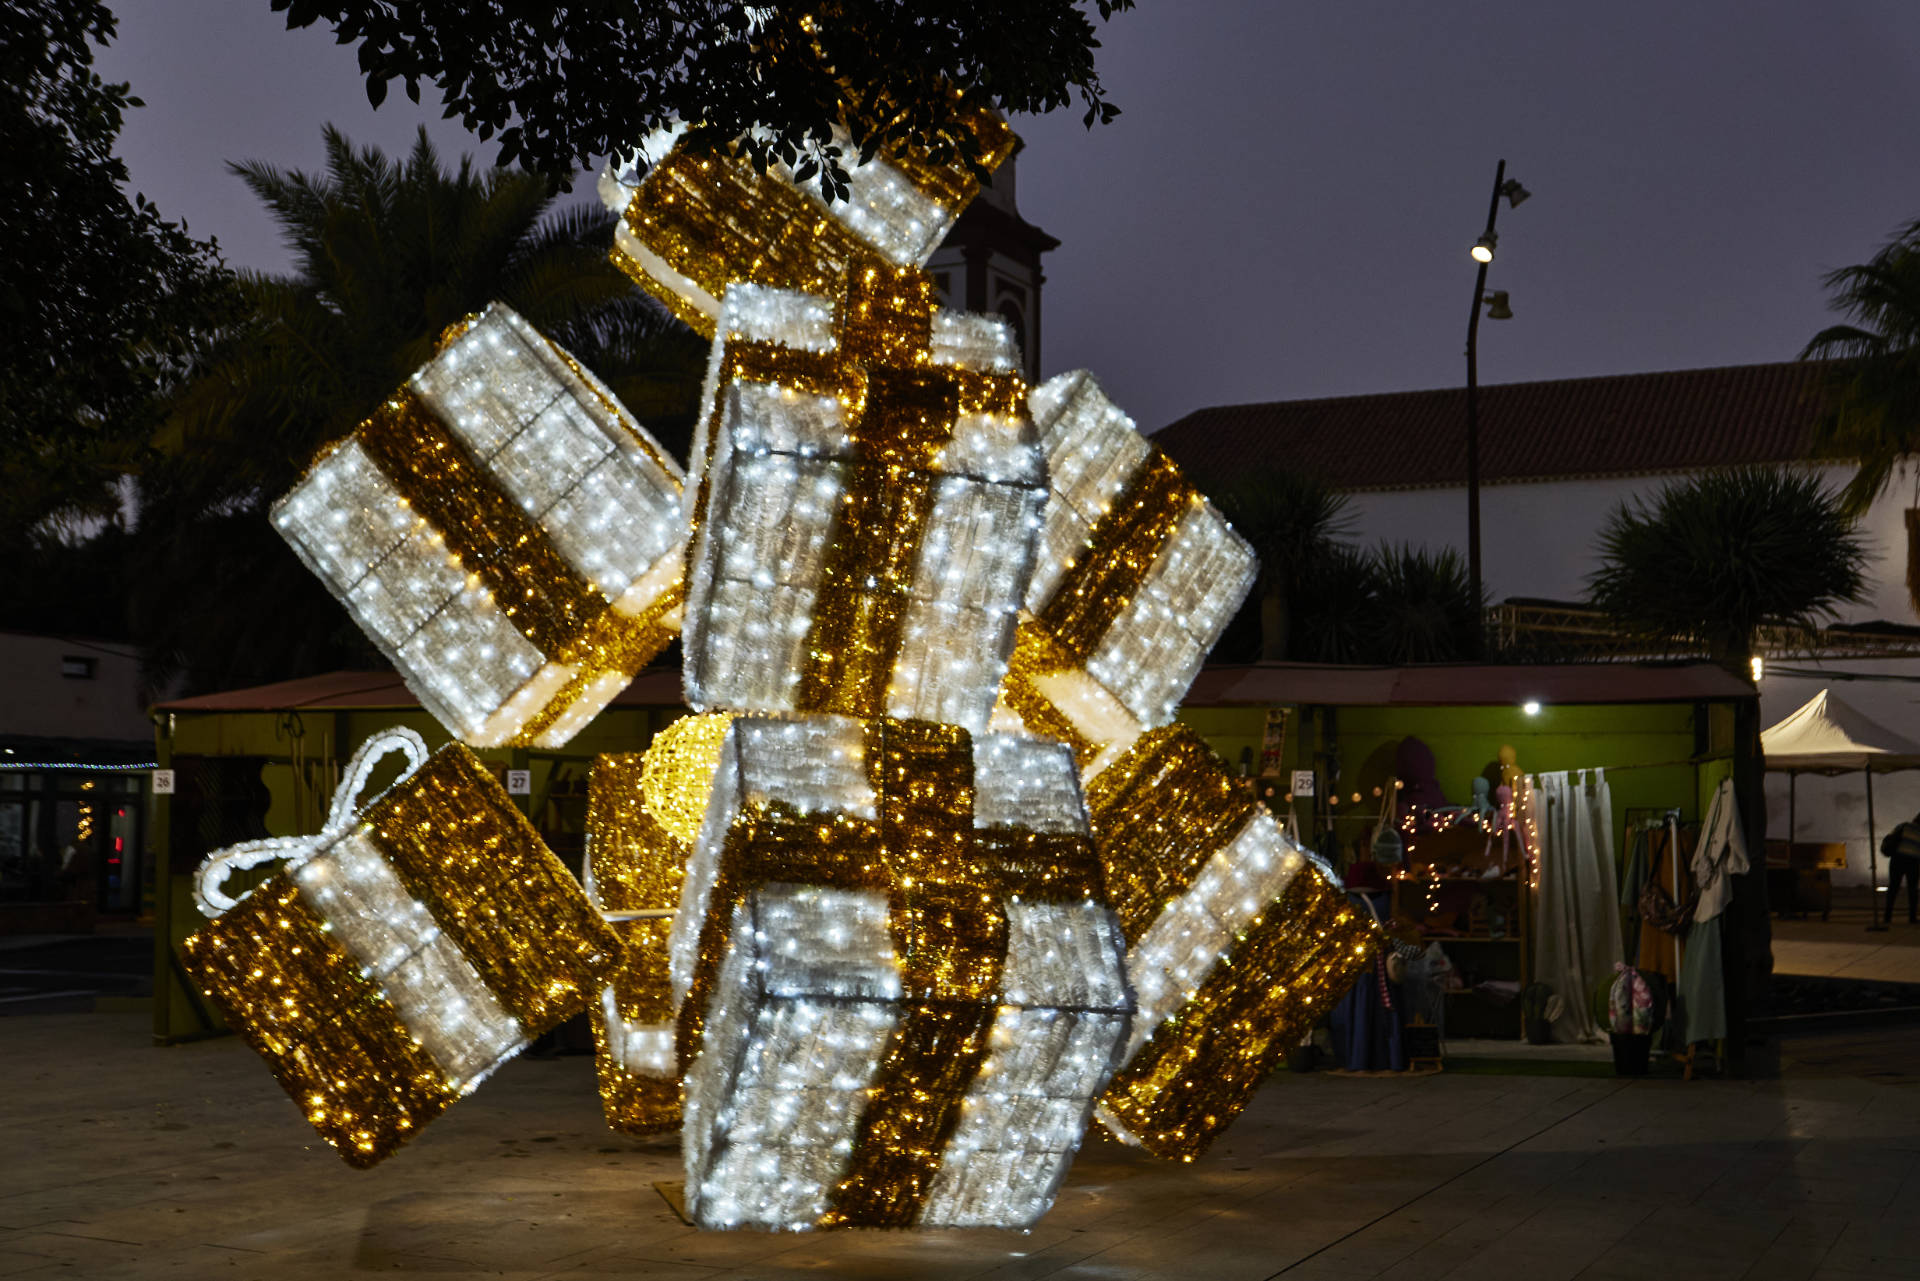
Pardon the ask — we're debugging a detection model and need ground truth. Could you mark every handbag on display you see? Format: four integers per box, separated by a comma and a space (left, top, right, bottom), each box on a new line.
1638, 818, 1697, 937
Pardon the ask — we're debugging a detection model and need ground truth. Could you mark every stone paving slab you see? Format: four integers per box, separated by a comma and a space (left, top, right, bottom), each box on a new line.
1, 1014, 1916, 1280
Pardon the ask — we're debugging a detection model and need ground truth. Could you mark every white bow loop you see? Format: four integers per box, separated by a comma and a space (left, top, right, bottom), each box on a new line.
191, 727, 432, 919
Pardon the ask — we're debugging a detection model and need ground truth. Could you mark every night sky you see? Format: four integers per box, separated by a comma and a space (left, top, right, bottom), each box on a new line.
100, 1, 1920, 433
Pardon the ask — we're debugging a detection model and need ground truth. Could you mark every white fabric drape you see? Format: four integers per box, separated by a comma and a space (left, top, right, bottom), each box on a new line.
1530, 769, 1625, 1043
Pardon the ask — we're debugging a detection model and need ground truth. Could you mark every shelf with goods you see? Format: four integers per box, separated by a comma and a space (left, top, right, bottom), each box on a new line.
1390, 816, 1531, 1039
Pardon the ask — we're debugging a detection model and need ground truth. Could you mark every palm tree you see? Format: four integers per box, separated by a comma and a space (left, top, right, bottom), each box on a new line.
1802, 217, 1920, 515
1364, 544, 1482, 664
1587, 468, 1868, 673
1213, 473, 1354, 661
131, 127, 707, 695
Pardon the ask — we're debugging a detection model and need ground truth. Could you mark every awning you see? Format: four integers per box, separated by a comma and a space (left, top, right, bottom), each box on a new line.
1761, 688, 1920, 775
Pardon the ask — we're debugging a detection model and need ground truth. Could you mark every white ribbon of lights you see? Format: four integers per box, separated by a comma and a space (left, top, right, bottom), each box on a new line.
191, 728, 432, 919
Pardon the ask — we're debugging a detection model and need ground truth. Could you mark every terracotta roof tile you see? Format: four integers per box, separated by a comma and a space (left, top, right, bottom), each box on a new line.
1154, 360, 1835, 494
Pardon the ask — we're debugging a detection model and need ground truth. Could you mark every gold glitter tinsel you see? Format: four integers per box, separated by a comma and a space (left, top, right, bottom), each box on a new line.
683, 716, 1105, 1228
1084, 725, 1377, 1162
1098, 869, 1375, 1162
585, 752, 688, 1135
181, 743, 621, 1168
999, 450, 1213, 753
612, 108, 1014, 342
640, 713, 737, 845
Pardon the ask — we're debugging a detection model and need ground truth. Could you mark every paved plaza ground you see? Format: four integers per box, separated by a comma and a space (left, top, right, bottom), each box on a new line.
2, 1011, 1917, 1281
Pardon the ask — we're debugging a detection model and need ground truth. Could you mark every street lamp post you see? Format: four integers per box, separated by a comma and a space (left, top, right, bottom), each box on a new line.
1464, 159, 1528, 655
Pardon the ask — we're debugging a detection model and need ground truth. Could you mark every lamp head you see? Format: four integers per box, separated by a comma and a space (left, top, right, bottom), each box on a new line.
1500, 178, 1532, 208
1471, 233, 1497, 263
1483, 290, 1513, 320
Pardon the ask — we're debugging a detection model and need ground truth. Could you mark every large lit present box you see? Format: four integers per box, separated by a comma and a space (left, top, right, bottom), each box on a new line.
272, 303, 686, 748
999, 372, 1256, 768
180, 729, 621, 1168
678, 277, 1044, 731
598, 108, 1016, 339
1083, 724, 1376, 1162
669, 714, 1133, 1230
581, 714, 734, 1135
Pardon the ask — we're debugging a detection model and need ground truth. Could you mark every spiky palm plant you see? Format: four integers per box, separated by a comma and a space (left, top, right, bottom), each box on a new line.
1364, 543, 1482, 664
1803, 218, 1920, 515
132, 127, 706, 695
1587, 468, 1868, 671
1213, 473, 1355, 661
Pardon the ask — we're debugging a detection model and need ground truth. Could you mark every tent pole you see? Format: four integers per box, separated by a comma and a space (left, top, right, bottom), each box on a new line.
1868, 766, 1888, 933
1788, 772, 1796, 842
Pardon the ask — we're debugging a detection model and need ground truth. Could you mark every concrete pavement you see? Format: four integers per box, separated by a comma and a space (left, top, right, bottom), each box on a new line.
2, 1012, 1916, 1280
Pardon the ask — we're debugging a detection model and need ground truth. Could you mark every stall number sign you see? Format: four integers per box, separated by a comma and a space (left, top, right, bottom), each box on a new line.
1290, 769, 1315, 798
151, 769, 175, 795
506, 769, 532, 795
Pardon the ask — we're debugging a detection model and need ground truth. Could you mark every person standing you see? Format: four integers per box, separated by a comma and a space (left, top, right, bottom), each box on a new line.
1880, 812, 1920, 925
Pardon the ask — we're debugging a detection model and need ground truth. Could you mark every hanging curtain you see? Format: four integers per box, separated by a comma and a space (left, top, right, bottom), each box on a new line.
1530, 770, 1626, 1043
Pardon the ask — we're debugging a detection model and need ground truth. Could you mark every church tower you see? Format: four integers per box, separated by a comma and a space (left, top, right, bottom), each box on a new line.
929, 148, 1059, 379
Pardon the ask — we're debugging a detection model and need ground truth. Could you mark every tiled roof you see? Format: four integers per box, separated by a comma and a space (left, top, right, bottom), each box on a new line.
1153, 360, 1835, 494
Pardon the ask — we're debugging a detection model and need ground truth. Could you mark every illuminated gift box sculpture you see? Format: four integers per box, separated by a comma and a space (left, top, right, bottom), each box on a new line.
181, 729, 621, 1167
1000, 371, 1256, 769
602, 115, 1040, 733
679, 278, 1042, 729
669, 714, 1133, 1230
581, 714, 735, 1135
600, 108, 1014, 337
1083, 725, 1375, 1162
272, 303, 686, 748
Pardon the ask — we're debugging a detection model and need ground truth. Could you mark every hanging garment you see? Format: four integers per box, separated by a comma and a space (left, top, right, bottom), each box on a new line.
1620, 826, 1648, 960
1530, 771, 1626, 1043
1678, 778, 1748, 1047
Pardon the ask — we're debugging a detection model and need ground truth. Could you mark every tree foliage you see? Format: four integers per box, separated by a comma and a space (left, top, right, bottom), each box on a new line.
1803, 216, 1920, 514
1213, 474, 1354, 662
1211, 478, 1483, 665
270, 0, 1134, 195
1587, 468, 1868, 669
0, 0, 236, 538
132, 127, 707, 695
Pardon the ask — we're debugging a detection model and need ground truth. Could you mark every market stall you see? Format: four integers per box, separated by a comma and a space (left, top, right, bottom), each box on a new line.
1762, 687, 1920, 927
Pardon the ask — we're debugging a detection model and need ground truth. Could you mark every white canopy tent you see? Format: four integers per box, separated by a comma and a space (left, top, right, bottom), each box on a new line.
1762, 688, 1920, 926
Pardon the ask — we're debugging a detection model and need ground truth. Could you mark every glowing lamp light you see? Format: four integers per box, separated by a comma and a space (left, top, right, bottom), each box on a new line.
1750, 655, 1765, 682
1522, 700, 1542, 716
1471, 233, 1498, 263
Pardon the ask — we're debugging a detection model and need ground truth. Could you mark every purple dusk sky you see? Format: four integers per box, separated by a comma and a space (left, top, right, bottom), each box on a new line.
100, 1, 1920, 434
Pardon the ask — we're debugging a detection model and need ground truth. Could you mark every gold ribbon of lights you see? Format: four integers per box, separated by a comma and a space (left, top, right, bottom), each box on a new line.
1082, 725, 1378, 1162
180, 744, 621, 1168
998, 451, 1205, 749
686, 266, 1025, 720
350, 392, 683, 745
681, 717, 1104, 1228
